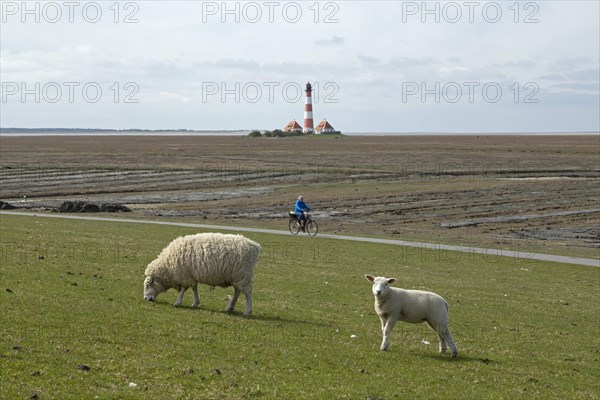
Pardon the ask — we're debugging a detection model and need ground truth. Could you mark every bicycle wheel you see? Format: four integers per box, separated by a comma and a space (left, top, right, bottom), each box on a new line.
305, 219, 318, 236
289, 219, 301, 235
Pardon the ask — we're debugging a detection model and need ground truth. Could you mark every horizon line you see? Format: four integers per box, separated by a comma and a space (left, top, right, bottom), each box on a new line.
1, 127, 599, 136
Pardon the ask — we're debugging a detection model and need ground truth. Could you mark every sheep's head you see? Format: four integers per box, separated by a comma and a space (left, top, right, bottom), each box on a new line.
143, 275, 164, 302
365, 275, 397, 298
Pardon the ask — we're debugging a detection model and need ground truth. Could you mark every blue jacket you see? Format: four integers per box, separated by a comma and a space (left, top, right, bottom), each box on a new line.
295, 200, 311, 214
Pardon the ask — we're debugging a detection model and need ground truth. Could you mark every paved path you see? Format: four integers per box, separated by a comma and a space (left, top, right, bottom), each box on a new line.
1, 211, 598, 267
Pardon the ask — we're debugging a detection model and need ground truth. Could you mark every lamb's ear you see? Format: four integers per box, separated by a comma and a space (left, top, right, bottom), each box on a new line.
365, 274, 375, 282
387, 278, 397, 284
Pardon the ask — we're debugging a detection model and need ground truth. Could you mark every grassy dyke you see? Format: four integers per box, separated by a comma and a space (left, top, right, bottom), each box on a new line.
0, 214, 598, 399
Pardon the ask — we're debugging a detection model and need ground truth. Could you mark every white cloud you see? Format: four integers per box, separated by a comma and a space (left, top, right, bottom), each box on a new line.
315, 35, 345, 46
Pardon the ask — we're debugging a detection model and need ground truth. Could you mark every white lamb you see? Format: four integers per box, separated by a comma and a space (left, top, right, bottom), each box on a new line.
143, 233, 261, 316
365, 274, 458, 357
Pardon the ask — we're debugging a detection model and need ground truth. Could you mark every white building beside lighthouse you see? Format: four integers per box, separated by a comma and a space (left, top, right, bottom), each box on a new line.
315, 119, 337, 134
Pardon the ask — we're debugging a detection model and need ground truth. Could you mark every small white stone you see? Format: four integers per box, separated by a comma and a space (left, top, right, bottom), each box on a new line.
351, 334, 358, 339
421, 339, 430, 345
129, 382, 138, 388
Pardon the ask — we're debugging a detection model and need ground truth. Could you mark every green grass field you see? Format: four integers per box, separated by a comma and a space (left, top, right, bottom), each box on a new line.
1, 214, 598, 399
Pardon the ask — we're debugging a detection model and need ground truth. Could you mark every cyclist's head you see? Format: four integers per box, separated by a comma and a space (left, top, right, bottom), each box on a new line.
298, 195, 304, 201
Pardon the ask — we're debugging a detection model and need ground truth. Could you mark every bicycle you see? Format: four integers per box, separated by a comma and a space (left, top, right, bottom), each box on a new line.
288, 211, 318, 236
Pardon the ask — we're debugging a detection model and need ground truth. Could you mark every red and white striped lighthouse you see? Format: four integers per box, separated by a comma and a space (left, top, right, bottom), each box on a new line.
303, 82, 314, 133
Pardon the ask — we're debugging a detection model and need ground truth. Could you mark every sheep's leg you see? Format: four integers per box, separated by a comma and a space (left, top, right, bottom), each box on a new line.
426, 321, 447, 354
438, 333, 448, 354
191, 285, 200, 308
441, 327, 458, 358
380, 315, 398, 351
439, 335, 448, 354
243, 288, 253, 317
430, 322, 458, 358
174, 287, 186, 307
225, 286, 241, 313
378, 315, 387, 334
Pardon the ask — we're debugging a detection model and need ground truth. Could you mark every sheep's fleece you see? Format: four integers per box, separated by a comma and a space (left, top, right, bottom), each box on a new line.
144, 233, 261, 316
366, 275, 458, 357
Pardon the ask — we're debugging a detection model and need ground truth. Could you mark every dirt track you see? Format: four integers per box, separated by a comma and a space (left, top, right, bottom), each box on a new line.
1, 134, 598, 258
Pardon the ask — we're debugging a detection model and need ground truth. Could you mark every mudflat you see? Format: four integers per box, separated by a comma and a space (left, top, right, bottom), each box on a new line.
1, 134, 598, 258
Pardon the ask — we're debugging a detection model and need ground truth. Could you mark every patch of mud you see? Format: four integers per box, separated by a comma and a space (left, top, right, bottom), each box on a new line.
515, 227, 600, 247
105, 187, 273, 204
147, 210, 207, 218
498, 177, 591, 181
56, 201, 131, 213
7, 187, 274, 210
0, 201, 16, 210
439, 209, 600, 228
0, 167, 330, 198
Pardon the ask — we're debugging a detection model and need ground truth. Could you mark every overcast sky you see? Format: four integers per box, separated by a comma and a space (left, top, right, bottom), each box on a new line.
1, 0, 599, 133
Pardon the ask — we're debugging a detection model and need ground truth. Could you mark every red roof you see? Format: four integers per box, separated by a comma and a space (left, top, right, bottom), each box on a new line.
315, 119, 335, 132
283, 120, 303, 131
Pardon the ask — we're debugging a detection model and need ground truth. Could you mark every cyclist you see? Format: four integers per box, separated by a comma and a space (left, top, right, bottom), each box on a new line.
294, 195, 311, 230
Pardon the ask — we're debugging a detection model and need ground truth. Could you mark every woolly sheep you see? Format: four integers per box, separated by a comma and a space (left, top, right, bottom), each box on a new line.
143, 233, 261, 316
365, 275, 458, 357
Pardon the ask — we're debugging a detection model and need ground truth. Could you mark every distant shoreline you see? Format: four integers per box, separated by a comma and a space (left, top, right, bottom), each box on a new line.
0, 128, 251, 137
1, 129, 598, 137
